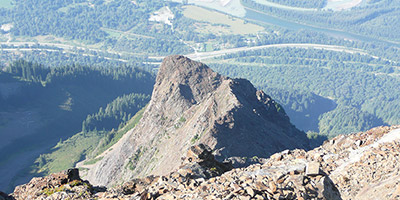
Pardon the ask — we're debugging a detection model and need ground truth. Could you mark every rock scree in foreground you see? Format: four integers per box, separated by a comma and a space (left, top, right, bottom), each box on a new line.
6, 125, 400, 199
9, 168, 102, 200
81, 55, 310, 187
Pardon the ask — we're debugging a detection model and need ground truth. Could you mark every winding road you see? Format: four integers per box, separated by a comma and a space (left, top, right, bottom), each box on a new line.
184, 43, 371, 61
1, 41, 374, 62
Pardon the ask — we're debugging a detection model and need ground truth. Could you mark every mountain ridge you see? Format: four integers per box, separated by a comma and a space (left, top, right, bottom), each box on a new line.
80, 55, 310, 187
3, 56, 400, 200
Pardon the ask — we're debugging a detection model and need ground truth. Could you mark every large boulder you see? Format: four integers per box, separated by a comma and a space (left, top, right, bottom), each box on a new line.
11, 168, 93, 200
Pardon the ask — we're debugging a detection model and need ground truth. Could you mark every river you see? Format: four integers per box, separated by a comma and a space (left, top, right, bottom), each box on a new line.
244, 7, 400, 48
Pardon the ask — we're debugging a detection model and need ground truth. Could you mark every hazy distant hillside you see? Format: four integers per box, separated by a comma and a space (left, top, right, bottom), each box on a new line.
0, 60, 154, 192
0, 0, 399, 141
210, 46, 398, 137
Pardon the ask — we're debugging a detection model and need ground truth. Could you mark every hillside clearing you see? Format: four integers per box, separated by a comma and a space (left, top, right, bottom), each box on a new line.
182, 5, 264, 35
168, 0, 246, 17
324, 0, 363, 11
0, 0, 13, 8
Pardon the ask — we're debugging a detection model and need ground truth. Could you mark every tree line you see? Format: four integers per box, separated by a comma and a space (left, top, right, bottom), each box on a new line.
266, 0, 327, 9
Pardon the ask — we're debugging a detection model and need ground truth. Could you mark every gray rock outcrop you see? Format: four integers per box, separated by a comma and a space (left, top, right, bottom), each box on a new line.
11, 168, 95, 200
82, 55, 310, 187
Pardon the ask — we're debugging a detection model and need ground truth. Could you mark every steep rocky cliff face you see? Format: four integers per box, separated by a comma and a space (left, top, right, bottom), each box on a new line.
81, 55, 310, 187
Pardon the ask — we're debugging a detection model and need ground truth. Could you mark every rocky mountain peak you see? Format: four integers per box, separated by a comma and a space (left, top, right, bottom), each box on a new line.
150, 55, 224, 119
79, 55, 310, 187
156, 55, 223, 92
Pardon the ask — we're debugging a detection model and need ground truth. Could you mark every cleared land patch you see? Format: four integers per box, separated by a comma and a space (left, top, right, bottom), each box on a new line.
58, 2, 90, 12
168, 0, 246, 17
0, 0, 13, 8
253, 0, 317, 11
324, 0, 362, 11
182, 5, 264, 35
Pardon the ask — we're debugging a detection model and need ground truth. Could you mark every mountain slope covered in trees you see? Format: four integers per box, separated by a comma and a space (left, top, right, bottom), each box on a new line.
0, 60, 154, 192
209, 46, 397, 137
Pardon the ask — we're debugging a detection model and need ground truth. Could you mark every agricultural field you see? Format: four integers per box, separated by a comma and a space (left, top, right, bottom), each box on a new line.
169, 0, 246, 17
182, 5, 264, 35
0, 0, 13, 9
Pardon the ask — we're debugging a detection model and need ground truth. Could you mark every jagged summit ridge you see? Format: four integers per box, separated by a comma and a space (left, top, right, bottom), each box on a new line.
150, 55, 225, 121
156, 55, 223, 99
81, 55, 310, 187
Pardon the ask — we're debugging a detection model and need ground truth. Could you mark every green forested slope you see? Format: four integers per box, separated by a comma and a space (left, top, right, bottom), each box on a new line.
0, 60, 154, 191
209, 47, 398, 137
34, 97, 149, 175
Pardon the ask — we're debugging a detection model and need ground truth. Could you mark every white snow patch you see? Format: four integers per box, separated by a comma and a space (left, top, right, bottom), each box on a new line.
332, 128, 400, 176
372, 128, 400, 147
220, 0, 231, 6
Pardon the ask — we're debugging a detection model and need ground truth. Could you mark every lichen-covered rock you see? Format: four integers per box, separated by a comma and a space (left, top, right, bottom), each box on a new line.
95, 144, 339, 200
180, 144, 233, 179
11, 168, 94, 200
